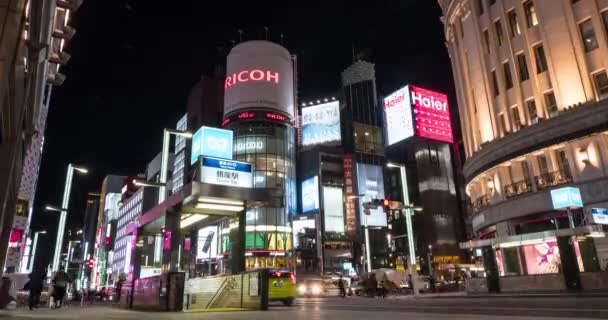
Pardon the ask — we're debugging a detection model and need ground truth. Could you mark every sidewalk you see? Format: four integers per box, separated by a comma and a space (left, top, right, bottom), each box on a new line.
387, 290, 608, 299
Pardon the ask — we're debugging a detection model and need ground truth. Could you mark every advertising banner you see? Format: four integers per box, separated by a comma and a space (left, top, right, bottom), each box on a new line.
323, 187, 345, 233
191, 126, 234, 164
384, 86, 414, 146
302, 101, 341, 146
301, 176, 320, 213
224, 41, 295, 119
411, 86, 453, 144
343, 155, 358, 236
201, 156, 253, 188
197, 226, 218, 260
356, 163, 387, 227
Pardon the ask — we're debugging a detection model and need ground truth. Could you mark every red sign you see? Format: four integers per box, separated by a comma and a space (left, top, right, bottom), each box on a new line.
411, 86, 453, 143
266, 113, 286, 121
225, 69, 280, 89
343, 155, 358, 237
221, 110, 290, 127
238, 111, 255, 119
95, 227, 103, 248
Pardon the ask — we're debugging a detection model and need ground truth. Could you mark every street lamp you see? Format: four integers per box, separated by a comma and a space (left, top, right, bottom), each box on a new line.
48, 163, 87, 271
387, 162, 420, 296
133, 178, 166, 188
27, 230, 47, 272
159, 129, 193, 204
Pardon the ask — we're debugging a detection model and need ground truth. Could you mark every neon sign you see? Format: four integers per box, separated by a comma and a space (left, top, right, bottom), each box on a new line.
411, 86, 453, 144
238, 111, 255, 119
266, 113, 286, 121
221, 110, 290, 127
225, 69, 280, 89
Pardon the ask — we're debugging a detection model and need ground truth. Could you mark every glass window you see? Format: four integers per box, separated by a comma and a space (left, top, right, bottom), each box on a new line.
511, 106, 521, 129
545, 92, 558, 117
522, 160, 531, 181
557, 149, 570, 174
579, 19, 599, 52
537, 154, 549, 174
603, 11, 608, 38
499, 113, 508, 135
593, 71, 608, 99
517, 53, 530, 81
508, 10, 521, 37
254, 171, 266, 188
353, 122, 384, 155
503, 61, 513, 89
483, 29, 491, 54
534, 45, 548, 74
524, 0, 538, 27
477, 0, 484, 15
491, 70, 500, 97
527, 99, 538, 123
495, 20, 504, 46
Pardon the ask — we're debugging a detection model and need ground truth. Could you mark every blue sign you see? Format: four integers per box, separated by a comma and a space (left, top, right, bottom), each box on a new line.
551, 187, 583, 210
592, 208, 608, 225
301, 176, 319, 213
191, 126, 234, 164
201, 156, 252, 188
202, 157, 252, 173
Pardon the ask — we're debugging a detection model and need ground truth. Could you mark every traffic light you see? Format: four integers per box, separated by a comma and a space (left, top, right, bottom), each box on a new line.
87, 258, 94, 268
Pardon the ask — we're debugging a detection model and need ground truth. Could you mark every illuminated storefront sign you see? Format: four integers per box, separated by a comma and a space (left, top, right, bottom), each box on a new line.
221, 111, 291, 127
323, 187, 345, 233
301, 176, 320, 213
302, 101, 341, 146
411, 86, 453, 144
191, 126, 234, 164
201, 156, 253, 188
343, 155, 357, 236
356, 163, 387, 227
551, 187, 583, 210
234, 138, 265, 154
384, 86, 414, 146
197, 226, 218, 260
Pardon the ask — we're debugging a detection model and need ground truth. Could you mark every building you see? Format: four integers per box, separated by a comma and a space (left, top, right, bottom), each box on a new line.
440, 0, 608, 292
0, 0, 82, 275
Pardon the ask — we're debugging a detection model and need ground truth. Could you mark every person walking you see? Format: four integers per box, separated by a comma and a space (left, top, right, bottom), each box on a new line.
51, 267, 71, 309
25, 273, 43, 310
338, 276, 346, 298
368, 273, 377, 298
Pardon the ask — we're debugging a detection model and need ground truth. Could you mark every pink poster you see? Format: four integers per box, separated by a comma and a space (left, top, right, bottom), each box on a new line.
522, 241, 561, 275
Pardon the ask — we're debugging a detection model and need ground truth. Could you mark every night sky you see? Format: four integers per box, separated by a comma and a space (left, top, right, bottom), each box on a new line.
31, 0, 454, 267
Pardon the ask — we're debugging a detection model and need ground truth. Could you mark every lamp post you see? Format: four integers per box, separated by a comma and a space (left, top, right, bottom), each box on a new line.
28, 230, 47, 272
47, 163, 88, 271
387, 162, 420, 296
159, 129, 192, 204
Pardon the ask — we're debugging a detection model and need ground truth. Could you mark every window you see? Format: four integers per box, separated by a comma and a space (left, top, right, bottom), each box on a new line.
545, 92, 558, 117
477, 0, 484, 15
534, 45, 548, 74
508, 10, 521, 37
593, 71, 608, 99
495, 20, 504, 46
603, 11, 608, 37
579, 19, 599, 52
483, 29, 491, 54
537, 154, 549, 174
527, 99, 539, 123
524, 1, 538, 27
557, 150, 570, 174
491, 70, 500, 96
522, 160, 531, 181
353, 122, 384, 155
499, 113, 508, 135
503, 61, 513, 89
511, 106, 521, 129
517, 53, 530, 81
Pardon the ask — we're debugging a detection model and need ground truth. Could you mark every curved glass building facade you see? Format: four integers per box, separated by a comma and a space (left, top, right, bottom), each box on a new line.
221, 122, 296, 269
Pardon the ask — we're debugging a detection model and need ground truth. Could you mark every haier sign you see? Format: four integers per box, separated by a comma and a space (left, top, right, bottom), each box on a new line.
191, 126, 234, 164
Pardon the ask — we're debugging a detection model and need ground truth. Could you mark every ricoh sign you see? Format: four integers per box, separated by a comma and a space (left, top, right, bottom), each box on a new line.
223, 41, 295, 120
383, 85, 453, 145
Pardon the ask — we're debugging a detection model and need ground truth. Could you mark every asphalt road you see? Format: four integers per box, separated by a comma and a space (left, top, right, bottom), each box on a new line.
0, 296, 607, 319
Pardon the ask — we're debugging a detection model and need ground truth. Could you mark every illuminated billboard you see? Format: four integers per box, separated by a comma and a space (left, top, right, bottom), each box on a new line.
224, 41, 295, 119
197, 226, 218, 260
355, 163, 387, 227
302, 101, 341, 146
384, 86, 414, 146
191, 126, 234, 164
323, 187, 345, 233
301, 176, 319, 213
411, 86, 453, 143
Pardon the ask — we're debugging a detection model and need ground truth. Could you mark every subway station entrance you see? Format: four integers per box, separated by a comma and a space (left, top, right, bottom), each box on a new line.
120, 182, 284, 311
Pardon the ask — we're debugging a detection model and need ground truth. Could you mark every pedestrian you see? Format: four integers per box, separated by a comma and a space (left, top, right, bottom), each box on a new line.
51, 267, 71, 309
338, 276, 346, 298
24, 273, 43, 310
368, 273, 377, 298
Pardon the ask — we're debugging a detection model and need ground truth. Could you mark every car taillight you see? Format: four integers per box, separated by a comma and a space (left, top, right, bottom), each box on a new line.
289, 272, 295, 283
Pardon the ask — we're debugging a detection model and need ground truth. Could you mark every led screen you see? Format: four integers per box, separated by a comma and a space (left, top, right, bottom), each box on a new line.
302, 101, 341, 146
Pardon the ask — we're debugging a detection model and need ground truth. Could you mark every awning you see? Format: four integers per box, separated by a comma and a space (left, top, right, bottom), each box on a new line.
459, 225, 606, 249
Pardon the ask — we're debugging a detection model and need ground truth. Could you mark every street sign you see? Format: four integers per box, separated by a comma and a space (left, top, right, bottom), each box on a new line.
201, 156, 252, 188
550, 187, 583, 210
591, 208, 608, 225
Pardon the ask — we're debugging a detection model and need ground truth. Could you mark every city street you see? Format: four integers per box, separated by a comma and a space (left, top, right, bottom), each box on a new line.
1, 296, 608, 319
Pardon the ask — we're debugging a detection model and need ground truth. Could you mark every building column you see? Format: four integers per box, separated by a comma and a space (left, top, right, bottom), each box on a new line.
557, 236, 582, 291
482, 246, 500, 293
229, 210, 246, 274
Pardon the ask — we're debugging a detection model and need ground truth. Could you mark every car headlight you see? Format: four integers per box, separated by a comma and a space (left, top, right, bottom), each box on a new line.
298, 285, 307, 294
311, 285, 322, 295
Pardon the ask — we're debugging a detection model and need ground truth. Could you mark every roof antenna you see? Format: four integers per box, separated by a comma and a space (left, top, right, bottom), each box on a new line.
238, 29, 243, 43
230, 39, 236, 47
264, 26, 268, 40
351, 44, 356, 63
280, 33, 284, 46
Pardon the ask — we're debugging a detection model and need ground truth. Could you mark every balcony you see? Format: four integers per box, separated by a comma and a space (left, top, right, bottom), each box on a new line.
534, 169, 573, 190
504, 179, 532, 198
472, 194, 491, 212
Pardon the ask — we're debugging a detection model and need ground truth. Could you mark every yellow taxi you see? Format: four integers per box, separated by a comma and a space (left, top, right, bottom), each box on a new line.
268, 269, 296, 306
